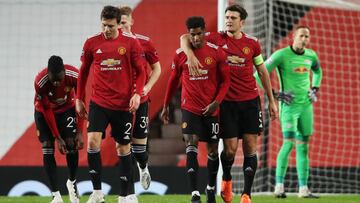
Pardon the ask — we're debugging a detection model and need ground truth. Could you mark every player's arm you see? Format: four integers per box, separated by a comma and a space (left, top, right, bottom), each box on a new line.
255, 55, 278, 120
161, 56, 182, 124
35, 88, 60, 138
254, 51, 280, 88
129, 39, 146, 112
70, 72, 84, 150
180, 34, 203, 76
76, 39, 93, 119
143, 41, 161, 96
203, 50, 230, 116
308, 54, 323, 102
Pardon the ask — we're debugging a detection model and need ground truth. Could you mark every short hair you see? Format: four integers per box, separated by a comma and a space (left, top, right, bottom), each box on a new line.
101, 5, 121, 23
186, 16, 205, 30
295, 25, 310, 31
225, 4, 248, 20
119, 6, 132, 16
47, 55, 64, 74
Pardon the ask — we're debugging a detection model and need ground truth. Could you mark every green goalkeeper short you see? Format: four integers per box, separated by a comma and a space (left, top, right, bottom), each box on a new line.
280, 102, 314, 140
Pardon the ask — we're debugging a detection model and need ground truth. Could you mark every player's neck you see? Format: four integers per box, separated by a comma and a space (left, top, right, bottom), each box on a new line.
291, 45, 305, 55
227, 30, 242, 39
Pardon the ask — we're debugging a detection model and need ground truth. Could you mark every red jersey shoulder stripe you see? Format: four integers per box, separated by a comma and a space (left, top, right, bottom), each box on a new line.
244, 33, 258, 42
65, 70, 78, 78
206, 42, 219, 50
176, 48, 184, 54
122, 32, 136, 39
135, 33, 150, 41
38, 75, 48, 88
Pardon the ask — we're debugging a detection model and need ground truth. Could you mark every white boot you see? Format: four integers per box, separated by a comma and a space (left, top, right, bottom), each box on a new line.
66, 179, 80, 203
50, 191, 64, 203
138, 163, 151, 190
274, 183, 286, 198
298, 186, 319, 198
86, 190, 105, 203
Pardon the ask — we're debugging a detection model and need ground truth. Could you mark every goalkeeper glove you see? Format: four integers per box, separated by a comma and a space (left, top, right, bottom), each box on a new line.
308, 87, 319, 103
273, 89, 294, 105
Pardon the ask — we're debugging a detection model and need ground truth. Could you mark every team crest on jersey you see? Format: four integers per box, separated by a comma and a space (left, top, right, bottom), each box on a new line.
204, 57, 213, 65
64, 86, 72, 93
101, 59, 121, 66
294, 66, 309, 74
242, 47, 250, 55
227, 55, 245, 64
182, 122, 188, 129
118, 47, 126, 55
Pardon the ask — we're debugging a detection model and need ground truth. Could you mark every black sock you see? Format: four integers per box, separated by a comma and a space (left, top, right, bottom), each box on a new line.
66, 151, 78, 181
127, 155, 136, 195
118, 152, 133, 196
207, 154, 219, 188
131, 144, 148, 169
221, 151, 234, 181
243, 153, 258, 196
186, 145, 199, 192
88, 148, 102, 190
42, 147, 58, 191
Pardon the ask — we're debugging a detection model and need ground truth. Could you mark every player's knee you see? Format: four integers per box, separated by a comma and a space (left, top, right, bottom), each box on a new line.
116, 143, 131, 155
41, 140, 54, 148
65, 138, 77, 153
224, 149, 236, 160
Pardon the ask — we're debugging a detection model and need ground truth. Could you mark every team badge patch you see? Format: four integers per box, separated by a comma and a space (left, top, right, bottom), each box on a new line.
118, 47, 126, 55
204, 57, 213, 65
182, 122, 188, 129
242, 47, 250, 55
64, 86, 72, 92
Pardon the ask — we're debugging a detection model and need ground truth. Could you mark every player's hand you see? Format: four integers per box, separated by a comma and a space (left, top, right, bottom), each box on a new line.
273, 90, 294, 105
75, 131, 84, 150
142, 85, 151, 97
129, 93, 141, 113
55, 136, 67, 154
75, 99, 87, 119
308, 87, 319, 103
160, 105, 170, 124
187, 55, 203, 76
268, 100, 278, 120
202, 101, 219, 116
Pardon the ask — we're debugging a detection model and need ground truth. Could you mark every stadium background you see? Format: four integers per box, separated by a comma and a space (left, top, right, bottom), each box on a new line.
0, 0, 359, 197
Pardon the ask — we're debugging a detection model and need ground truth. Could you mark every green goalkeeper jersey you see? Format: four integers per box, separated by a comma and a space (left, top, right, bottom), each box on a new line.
264, 46, 322, 104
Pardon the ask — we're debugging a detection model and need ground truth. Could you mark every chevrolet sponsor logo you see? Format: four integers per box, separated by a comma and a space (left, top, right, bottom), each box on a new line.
227, 55, 245, 64
100, 59, 121, 66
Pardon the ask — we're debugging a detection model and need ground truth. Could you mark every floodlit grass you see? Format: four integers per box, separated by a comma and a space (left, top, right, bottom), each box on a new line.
1, 194, 360, 203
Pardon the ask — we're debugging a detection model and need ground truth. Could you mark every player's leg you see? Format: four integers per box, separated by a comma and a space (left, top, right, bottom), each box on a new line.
132, 102, 151, 190
204, 116, 220, 203
86, 102, 108, 203
219, 101, 239, 203
240, 97, 263, 203
182, 110, 201, 203
35, 110, 63, 203
296, 104, 318, 198
111, 110, 137, 202
57, 108, 80, 203
275, 103, 299, 198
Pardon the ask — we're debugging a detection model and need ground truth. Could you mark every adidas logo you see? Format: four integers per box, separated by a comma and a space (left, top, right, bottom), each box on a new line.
96, 49, 102, 54
89, 170, 97, 174
222, 44, 228, 49
120, 176, 128, 181
244, 167, 253, 172
144, 129, 148, 133
124, 135, 130, 140
187, 168, 195, 173
211, 135, 217, 140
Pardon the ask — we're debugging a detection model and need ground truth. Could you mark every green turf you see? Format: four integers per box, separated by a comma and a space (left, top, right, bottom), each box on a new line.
0, 194, 360, 203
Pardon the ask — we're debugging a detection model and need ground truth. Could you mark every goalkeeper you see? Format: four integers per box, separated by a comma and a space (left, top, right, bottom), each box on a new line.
256, 26, 322, 198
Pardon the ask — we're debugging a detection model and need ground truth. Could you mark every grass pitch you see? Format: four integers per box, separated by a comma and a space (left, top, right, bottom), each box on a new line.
0, 194, 359, 203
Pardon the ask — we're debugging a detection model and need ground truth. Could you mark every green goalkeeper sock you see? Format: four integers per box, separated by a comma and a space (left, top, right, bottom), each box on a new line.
275, 140, 294, 183
296, 142, 309, 186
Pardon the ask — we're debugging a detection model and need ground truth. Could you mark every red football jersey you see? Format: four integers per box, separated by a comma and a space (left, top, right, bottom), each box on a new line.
135, 33, 160, 103
164, 42, 230, 116
206, 31, 262, 101
34, 65, 80, 137
77, 32, 146, 111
